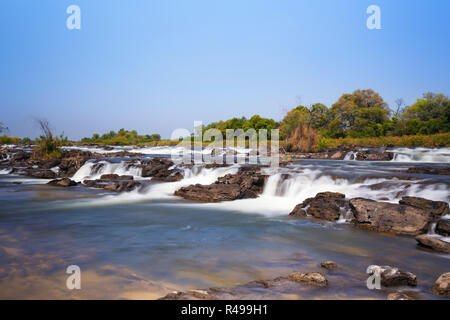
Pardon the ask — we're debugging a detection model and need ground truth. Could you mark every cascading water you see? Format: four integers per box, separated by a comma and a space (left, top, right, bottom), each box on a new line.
71, 160, 142, 182
390, 147, 450, 163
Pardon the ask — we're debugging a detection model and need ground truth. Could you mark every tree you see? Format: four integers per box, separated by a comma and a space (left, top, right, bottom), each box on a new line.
329, 89, 390, 137
279, 106, 311, 139
309, 103, 330, 129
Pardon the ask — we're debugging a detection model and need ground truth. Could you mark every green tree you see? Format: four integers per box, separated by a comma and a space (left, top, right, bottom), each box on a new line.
309, 103, 330, 129
279, 105, 311, 139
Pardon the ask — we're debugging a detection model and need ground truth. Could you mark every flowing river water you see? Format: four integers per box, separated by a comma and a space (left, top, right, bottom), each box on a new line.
0, 146, 449, 299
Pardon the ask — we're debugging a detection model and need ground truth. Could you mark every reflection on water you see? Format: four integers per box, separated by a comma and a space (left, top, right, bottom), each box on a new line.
0, 157, 449, 299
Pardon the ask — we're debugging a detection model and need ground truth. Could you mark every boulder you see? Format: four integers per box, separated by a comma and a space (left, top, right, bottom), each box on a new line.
103, 180, 141, 192
349, 198, 432, 235
436, 219, 450, 237
356, 151, 393, 161
320, 261, 338, 271
13, 151, 30, 161
289, 192, 349, 222
367, 265, 417, 287
415, 235, 450, 253
431, 273, 450, 298
139, 158, 183, 182
100, 174, 134, 181
28, 169, 57, 179
285, 272, 328, 287
174, 166, 266, 202
399, 196, 449, 218
48, 178, 77, 187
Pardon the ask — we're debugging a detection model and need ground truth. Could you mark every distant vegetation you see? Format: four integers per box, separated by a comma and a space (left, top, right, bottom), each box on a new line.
1, 90, 449, 151
81, 128, 161, 146
33, 119, 67, 159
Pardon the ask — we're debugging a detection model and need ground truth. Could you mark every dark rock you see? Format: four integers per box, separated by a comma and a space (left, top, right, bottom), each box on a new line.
436, 219, 450, 237
320, 261, 338, 271
415, 235, 450, 253
13, 151, 30, 161
289, 192, 349, 222
37, 159, 61, 169
367, 265, 417, 287
356, 150, 393, 161
406, 166, 450, 176
28, 169, 57, 179
138, 158, 183, 182
349, 198, 432, 235
100, 174, 134, 181
174, 166, 266, 202
48, 178, 77, 187
431, 273, 450, 298
103, 180, 141, 192
399, 196, 449, 218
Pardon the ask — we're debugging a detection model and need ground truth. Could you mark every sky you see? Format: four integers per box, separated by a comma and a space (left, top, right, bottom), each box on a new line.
0, 0, 449, 139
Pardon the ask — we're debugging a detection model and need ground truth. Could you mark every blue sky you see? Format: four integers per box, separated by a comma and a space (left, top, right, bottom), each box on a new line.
1, 0, 449, 139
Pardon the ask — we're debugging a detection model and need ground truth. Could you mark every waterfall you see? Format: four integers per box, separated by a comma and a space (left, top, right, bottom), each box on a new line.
390, 147, 450, 163
344, 151, 358, 161
71, 160, 142, 182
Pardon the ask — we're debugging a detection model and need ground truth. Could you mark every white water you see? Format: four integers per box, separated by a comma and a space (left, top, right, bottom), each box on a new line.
390, 147, 450, 163
71, 160, 142, 182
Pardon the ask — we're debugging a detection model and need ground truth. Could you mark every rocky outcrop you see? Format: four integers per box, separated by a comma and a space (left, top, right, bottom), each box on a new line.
82, 175, 141, 193
436, 219, 450, 237
349, 198, 432, 235
174, 166, 266, 202
289, 192, 349, 222
367, 265, 417, 287
431, 272, 450, 298
399, 196, 449, 218
320, 261, 338, 271
48, 178, 77, 187
356, 150, 393, 161
284, 272, 328, 287
406, 166, 450, 176
136, 158, 183, 182
27, 169, 57, 179
415, 235, 450, 254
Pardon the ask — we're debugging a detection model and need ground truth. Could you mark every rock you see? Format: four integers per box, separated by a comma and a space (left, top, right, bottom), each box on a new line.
330, 151, 344, 160
48, 178, 77, 187
28, 169, 57, 179
406, 166, 450, 176
13, 151, 30, 161
415, 235, 450, 253
289, 192, 349, 222
139, 158, 183, 182
102, 180, 141, 192
399, 196, 449, 218
174, 166, 266, 202
349, 198, 432, 235
37, 159, 61, 169
436, 219, 450, 237
367, 265, 417, 287
356, 151, 393, 161
387, 292, 414, 300
431, 273, 450, 298
320, 261, 338, 271
285, 272, 328, 287
100, 174, 134, 181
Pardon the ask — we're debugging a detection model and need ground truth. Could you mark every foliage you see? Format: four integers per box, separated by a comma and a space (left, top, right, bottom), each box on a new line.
33, 119, 66, 159
81, 129, 161, 145
203, 115, 279, 138
284, 123, 319, 152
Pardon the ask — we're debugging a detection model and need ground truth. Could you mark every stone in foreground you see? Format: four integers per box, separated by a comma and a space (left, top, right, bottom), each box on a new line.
431, 272, 450, 298
415, 235, 450, 254
367, 265, 417, 287
320, 261, 338, 271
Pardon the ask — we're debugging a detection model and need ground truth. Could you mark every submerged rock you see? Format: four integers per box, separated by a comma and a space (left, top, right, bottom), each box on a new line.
415, 235, 450, 254
174, 166, 266, 202
289, 192, 349, 222
431, 272, 450, 298
48, 178, 77, 187
349, 198, 432, 235
367, 265, 417, 287
436, 219, 450, 237
387, 292, 415, 300
320, 261, 338, 271
284, 272, 328, 287
406, 166, 450, 176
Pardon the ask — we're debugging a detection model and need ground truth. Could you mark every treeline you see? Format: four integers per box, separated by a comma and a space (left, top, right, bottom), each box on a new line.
81, 128, 161, 145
